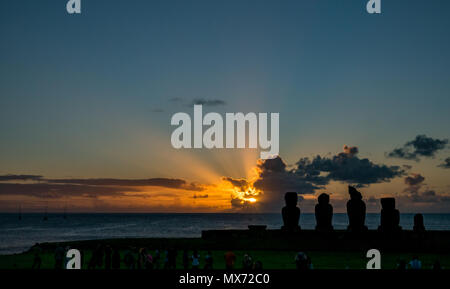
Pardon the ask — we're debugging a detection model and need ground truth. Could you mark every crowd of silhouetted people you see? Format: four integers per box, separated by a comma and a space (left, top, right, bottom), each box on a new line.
28, 244, 442, 270
30, 244, 270, 270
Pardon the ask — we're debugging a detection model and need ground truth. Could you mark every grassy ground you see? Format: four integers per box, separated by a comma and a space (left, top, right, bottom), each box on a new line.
0, 249, 448, 269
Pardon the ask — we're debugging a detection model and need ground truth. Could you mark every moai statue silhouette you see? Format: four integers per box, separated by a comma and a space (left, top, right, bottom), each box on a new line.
347, 186, 368, 232
315, 193, 333, 232
378, 198, 402, 232
282, 192, 301, 232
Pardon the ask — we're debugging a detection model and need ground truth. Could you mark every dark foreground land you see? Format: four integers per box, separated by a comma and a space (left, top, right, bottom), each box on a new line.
1, 229, 450, 269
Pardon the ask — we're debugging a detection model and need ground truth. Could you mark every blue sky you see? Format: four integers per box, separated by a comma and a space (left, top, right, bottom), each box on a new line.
0, 0, 449, 212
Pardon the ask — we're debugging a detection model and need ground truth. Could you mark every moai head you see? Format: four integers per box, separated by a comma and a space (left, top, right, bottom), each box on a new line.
381, 198, 395, 211
414, 213, 424, 226
348, 186, 362, 200
284, 192, 298, 207
318, 193, 330, 205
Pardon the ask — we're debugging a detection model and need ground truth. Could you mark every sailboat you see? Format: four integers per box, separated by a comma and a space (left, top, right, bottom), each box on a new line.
63, 204, 67, 219
43, 205, 48, 221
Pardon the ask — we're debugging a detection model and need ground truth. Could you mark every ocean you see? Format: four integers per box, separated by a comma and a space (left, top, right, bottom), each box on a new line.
1, 213, 450, 255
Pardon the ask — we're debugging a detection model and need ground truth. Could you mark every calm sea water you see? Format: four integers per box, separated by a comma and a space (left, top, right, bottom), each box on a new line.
1, 213, 450, 255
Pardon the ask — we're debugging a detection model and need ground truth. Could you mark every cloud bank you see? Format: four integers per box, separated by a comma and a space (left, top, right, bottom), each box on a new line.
0, 175, 43, 181
438, 157, 450, 169
387, 135, 448, 161
226, 145, 405, 211
0, 177, 204, 199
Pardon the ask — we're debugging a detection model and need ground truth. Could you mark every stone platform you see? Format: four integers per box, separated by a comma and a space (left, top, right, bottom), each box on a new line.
201, 228, 450, 253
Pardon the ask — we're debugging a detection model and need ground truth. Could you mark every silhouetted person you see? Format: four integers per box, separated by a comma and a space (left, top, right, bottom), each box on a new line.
138, 248, 147, 269
409, 256, 422, 269
153, 249, 160, 269
183, 250, 189, 269
281, 192, 301, 231
315, 193, 333, 231
88, 248, 97, 269
432, 260, 441, 270
253, 260, 263, 270
31, 243, 42, 269
167, 248, 177, 269
32, 252, 42, 269
413, 213, 426, 232
64, 246, 71, 268
204, 251, 213, 269
346, 186, 368, 232
243, 253, 253, 269
224, 251, 236, 269
124, 248, 136, 269
144, 251, 153, 269
378, 198, 401, 232
163, 250, 169, 269
54, 246, 65, 269
104, 245, 112, 270
112, 248, 121, 269
307, 256, 313, 269
191, 250, 200, 269
88, 244, 104, 269
97, 245, 104, 269
295, 252, 312, 270
397, 259, 407, 270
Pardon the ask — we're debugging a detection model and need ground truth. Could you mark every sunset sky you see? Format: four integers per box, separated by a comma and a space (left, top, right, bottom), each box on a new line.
1, 0, 449, 213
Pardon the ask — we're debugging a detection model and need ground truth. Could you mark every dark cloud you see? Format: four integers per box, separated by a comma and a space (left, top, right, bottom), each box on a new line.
408, 190, 439, 203
438, 157, 450, 169
125, 192, 178, 199
192, 194, 208, 199
230, 197, 250, 209
343, 145, 358, 157
251, 157, 323, 211
0, 183, 138, 199
191, 98, 226, 107
222, 177, 250, 191
400, 173, 446, 204
404, 173, 425, 186
46, 178, 204, 191
422, 190, 436, 197
384, 185, 450, 210
254, 157, 321, 194
403, 173, 425, 195
0, 174, 43, 181
387, 148, 417, 160
0, 176, 205, 200
294, 146, 405, 186
387, 135, 448, 161
228, 146, 405, 211
168, 97, 226, 107
257, 156, 286, 173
